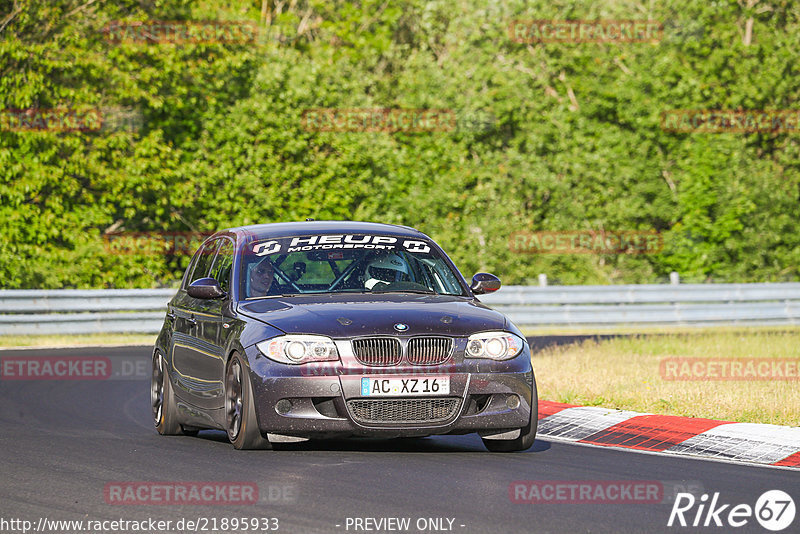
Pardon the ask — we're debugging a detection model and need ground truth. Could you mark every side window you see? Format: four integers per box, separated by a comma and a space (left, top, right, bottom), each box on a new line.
187, 239, 220, 286
209, 238, 234, 293
181, 253, 200, 289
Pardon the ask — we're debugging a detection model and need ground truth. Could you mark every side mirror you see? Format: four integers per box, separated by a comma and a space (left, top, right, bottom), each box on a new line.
187, 277, 226, 299
470, 272, 501, 295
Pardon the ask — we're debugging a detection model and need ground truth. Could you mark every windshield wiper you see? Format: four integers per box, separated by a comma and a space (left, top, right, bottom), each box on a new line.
243, 293, 305, 300
372, 289, 436, 295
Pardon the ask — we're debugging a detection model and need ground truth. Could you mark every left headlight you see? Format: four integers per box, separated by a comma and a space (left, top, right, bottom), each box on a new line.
256, 335, 340, 365
465, 331, 525, 361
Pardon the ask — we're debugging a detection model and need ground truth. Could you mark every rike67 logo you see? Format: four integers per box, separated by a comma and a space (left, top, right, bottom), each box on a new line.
668, 490, 795, 531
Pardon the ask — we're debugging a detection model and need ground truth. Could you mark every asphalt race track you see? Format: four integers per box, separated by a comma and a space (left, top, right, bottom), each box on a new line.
0, 346, 796, 534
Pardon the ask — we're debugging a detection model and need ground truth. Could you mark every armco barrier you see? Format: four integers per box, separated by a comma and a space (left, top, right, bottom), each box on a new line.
1, 283, 799, 335
0, 289, 174, 335
479, 283, 800, 328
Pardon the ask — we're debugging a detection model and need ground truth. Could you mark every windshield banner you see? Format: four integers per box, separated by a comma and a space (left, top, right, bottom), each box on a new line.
248, 235, 432, 257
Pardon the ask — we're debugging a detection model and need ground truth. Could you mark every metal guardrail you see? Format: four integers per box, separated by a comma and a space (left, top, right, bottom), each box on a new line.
479, 283, 800, 328
0, 289, 174, 335
1, 283, 799, 335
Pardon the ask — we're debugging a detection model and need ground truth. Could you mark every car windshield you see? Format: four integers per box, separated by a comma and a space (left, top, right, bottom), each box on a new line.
240, 234, 467, 299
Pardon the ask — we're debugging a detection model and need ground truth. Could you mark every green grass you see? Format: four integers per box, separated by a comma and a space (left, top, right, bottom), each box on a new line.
0, 333, 155, 348
522, 325, 800, 336
532, 328, 800, 426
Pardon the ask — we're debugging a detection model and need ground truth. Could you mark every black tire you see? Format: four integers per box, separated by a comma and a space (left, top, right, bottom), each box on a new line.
225, 353, 271, 450
151, 350, 182, 435
482, 379, 538, 452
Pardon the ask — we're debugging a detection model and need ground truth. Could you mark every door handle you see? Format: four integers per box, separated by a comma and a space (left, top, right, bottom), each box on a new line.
188, 317, 197, 328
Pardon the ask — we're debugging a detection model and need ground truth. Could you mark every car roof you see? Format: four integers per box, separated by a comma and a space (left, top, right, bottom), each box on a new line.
216, 221, 430, 241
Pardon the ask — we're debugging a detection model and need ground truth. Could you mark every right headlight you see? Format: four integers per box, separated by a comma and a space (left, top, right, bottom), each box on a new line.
465, 331, 525, 360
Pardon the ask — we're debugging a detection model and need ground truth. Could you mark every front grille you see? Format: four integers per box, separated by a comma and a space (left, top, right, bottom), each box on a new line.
352, 337, 402, 366
347, 398, 460, 424
407, 337, 453, 365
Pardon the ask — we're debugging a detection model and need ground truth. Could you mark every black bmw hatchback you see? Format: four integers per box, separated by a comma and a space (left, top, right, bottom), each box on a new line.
152, 221, 537, 451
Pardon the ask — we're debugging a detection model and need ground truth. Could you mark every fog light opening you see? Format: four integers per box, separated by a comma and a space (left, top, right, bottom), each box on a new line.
312, 397, 340, 418
466, 394, 491, 415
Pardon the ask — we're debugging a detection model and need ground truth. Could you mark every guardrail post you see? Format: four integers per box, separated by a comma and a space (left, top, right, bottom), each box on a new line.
670, 272, 680, 285
538, 274, 548, 287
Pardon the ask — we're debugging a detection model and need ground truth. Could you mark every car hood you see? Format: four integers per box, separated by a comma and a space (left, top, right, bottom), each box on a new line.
237, 293, 506, 337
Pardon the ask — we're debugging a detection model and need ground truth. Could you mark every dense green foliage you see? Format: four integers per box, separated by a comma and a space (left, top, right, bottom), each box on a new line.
1, 0, 798, 288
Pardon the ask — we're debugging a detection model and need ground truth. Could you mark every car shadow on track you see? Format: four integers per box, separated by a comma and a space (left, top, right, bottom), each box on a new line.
189, 430, 551, 453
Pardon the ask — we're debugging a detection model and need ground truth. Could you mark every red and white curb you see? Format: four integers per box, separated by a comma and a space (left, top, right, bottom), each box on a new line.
537, 401, 800, 469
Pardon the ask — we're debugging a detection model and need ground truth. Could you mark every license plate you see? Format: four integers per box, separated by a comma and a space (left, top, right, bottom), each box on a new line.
360, 376, 450, 396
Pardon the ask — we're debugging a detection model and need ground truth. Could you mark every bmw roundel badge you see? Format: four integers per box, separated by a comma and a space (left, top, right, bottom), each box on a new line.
394, 323, 409, 332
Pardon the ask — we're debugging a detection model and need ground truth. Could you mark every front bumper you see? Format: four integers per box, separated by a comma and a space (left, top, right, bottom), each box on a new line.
243, 343, 534, 439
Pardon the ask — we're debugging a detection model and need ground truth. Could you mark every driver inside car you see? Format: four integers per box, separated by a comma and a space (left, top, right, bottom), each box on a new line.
249, 258, 277, 297
364, 253, 410, 290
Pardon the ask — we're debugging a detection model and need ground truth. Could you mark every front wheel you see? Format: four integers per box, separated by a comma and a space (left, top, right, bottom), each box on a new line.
482, 381, 538, 452
225, 353, 271, 450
